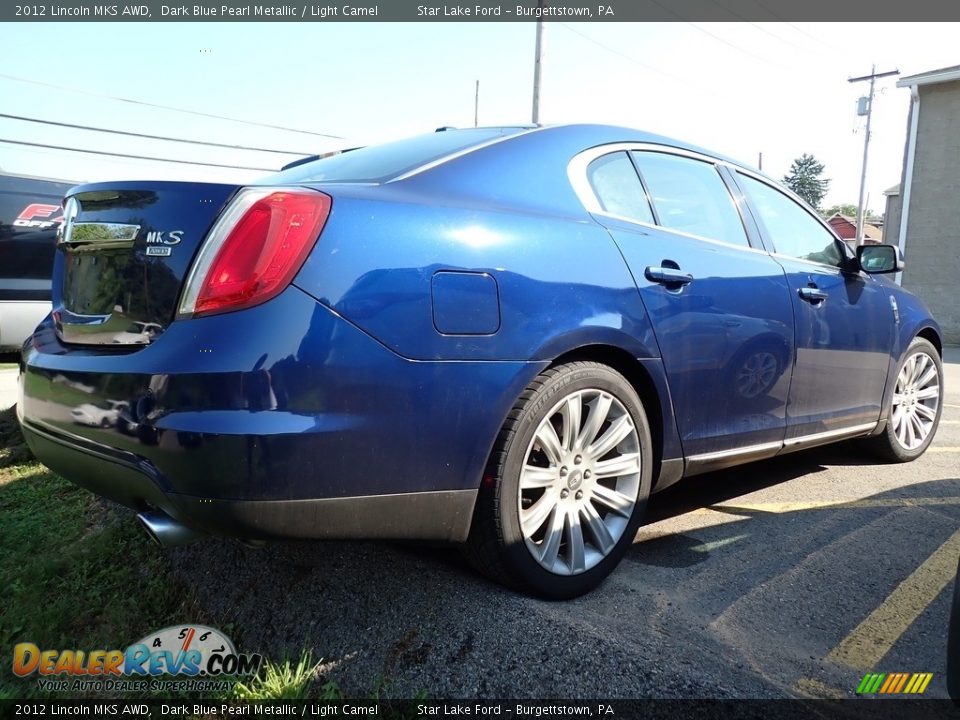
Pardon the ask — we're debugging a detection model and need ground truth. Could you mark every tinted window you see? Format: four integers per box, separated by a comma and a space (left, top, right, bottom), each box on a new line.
631, 152, 749, 247
587, 153, 655, 223
737, 173, 842, 267
264, 128, 524, 184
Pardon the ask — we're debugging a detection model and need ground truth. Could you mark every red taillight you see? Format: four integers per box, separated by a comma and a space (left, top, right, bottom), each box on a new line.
180, 189, 331, 317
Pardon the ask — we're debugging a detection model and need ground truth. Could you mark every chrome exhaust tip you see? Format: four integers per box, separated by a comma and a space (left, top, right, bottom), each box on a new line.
137, 510, 204, 548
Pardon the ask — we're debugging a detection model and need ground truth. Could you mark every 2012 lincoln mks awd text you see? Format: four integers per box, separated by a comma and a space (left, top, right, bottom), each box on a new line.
18, 125, 943, 598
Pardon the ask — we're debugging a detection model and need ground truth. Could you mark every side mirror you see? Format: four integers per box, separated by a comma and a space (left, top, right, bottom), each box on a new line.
857, 244, 904, 274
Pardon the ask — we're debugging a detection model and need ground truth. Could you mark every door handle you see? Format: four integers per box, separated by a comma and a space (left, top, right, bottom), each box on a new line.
645, 266, 694, 286
798, 287, 829, 304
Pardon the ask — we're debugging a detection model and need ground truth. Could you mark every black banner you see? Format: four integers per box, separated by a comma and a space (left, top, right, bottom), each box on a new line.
5, 0, 960, 22
1, 700, 959, 720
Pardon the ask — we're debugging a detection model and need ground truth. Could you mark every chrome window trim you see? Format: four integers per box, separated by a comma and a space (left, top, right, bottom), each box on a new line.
389, 126, 544, 182
568, 142, 757, 252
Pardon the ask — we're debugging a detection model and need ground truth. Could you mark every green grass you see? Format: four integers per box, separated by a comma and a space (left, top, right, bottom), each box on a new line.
0, 407, 205, 698
232, 651, 325, 701
0, 406, 391, 702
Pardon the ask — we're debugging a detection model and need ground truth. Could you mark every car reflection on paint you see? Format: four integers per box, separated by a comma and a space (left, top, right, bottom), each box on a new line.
70, 399, 130, 428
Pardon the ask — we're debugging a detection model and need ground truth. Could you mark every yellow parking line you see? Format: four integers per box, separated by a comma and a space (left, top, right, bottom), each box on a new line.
793, 677, 846, 699
710, 497, 960, 514
928, 446, 960, 453
941, 420, 960, 425
827, 527, 960, 669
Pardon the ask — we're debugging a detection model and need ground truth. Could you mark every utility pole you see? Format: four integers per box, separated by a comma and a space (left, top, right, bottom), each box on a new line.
474, 80, 479, 128
758, 151, 763, 171
849, 65, 899, 246
531, 0, 545, 124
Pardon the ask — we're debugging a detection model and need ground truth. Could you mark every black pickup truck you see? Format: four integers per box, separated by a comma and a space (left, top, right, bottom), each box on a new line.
0, 172, 76, 351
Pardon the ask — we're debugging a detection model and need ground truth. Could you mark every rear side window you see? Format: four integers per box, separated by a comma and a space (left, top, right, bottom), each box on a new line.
631, 152, 749, 247
737, 173, 843, 267
586, 153, 655, 224
263, 128, 524, 184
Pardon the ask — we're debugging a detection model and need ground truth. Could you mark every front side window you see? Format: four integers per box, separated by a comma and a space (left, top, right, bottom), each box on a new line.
631, 152, 749, 247
737, 173, 843, 268
586, 152, 655, 224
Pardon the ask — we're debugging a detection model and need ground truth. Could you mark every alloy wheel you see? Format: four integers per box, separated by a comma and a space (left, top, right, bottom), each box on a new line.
518, 388, 641, 576
891, 350, 941, 451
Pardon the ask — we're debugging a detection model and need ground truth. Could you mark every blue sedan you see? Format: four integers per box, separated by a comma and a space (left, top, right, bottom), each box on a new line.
18, 125, 944, 598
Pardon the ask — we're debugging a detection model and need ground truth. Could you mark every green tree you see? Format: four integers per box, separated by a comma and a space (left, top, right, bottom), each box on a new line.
821, 203, 859, 218
783, 154, 830, 210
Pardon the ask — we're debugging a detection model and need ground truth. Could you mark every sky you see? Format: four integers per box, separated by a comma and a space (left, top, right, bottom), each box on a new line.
1, 22, 958, 216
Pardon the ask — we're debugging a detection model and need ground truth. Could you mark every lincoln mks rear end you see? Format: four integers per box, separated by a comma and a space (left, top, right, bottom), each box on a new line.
18, 125, 944, 598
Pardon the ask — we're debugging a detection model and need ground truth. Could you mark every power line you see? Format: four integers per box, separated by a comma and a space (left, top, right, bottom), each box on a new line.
641, 0, 796, 72
556, 23, 725, 100
0, 138, 277, 172
0, 72, 345, 140
0, 113, 321, 156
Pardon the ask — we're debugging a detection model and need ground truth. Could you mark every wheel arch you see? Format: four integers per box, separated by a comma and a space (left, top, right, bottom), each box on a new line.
916, 326, 943, 358
540, 344, 682, 492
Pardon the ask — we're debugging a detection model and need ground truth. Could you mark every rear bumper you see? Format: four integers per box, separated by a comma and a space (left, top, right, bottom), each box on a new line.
21, 417, 476, 541
19, 285, 541, 541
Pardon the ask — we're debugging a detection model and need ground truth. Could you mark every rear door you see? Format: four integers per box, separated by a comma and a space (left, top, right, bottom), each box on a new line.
732, 170, 893, 441
574, 146, 795, 464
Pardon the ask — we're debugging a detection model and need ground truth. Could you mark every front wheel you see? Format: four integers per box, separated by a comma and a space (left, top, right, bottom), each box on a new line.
865, 337, 943, 462
466, 362, 653, 599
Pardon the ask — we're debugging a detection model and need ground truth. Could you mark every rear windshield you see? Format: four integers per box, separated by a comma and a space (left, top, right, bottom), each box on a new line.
263, 127, 526, 184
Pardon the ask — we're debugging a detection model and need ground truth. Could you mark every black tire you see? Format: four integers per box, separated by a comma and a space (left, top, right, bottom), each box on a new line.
465, 361, 653, 599
863, 337, 943, 462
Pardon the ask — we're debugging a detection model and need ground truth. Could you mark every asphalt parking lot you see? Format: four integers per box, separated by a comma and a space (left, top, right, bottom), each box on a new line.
2, 351, 958, 699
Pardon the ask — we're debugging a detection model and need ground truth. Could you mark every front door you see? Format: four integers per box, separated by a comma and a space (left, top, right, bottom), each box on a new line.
733, 171, 894, 440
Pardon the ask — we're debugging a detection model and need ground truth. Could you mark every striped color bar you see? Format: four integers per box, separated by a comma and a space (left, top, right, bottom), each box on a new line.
856, 673, 933, 694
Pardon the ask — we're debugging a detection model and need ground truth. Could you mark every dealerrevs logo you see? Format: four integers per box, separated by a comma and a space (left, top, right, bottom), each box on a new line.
13, 203, 63, 229
13, 625, 262, 692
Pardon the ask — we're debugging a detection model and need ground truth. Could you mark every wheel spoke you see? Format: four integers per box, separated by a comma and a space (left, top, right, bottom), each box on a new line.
593, 452, 641, 480
905, 355, 918, 385
912, 354, 930, 385
567, 509, 586, 573
582, 501, 615, 555
521, 493, 556, 536
591, 483, 634, 517
914, 403, 937, 421
520, 464, 558, 489
560, 393, 582, 452
577, 394, 612, 450
535, 422, 563, 465
587, 414, 633, 458
910, 412, 927, 442
896, 411, 908, 445
904, 411, 917, 448
916, 386, 940, 401
539, 506, 565, 568
916, 365, 937, 390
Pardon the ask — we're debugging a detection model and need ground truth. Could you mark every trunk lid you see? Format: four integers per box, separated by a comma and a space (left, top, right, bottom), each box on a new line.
55, 181, 238, 345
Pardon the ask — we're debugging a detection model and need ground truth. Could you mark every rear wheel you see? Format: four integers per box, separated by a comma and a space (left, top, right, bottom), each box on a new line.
466, 361, 653, 599
865, 337, 943, 462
